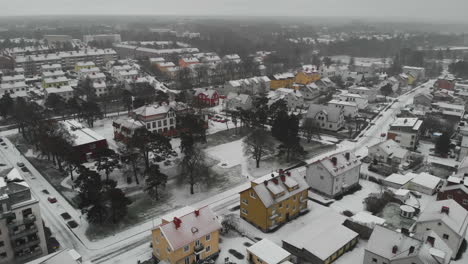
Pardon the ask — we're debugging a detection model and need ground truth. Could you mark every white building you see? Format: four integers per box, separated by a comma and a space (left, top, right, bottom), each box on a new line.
114, 69, 139, 83
368, 139, 410, 165
0, 169, 48, 263
44, 86, 74, 101
39, 64, 62, 73
41, 70, 65, 80
305, 151, 361, 197
306, 104, 345, 132
268, 88, 304, 110
403, 66, 426, 80
407, 172, 443, 195
246, 239, 291, 264
414, 199, 468, 255
223, 76, 270, 95
338, 93, 368, 109
348, 86, 377, 102
83, 34, 121, 44
301, 83, 320, 100
0, 82, 28, 95
92, 81, 108, 97
387, 118, 423, 150
26, 248, 90, 264
364, 226, 452, 264
327, 99, 359, 118
224, 93, 253, 111
77, 67, 101, 80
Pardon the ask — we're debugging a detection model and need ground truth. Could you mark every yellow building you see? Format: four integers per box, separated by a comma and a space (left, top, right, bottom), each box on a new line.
407, 73, 416, 85
294, 71, 320, 86
74, 61, 96, 72
151, 206, 221, 264
247, 239, 292, 264
42, 76, 69, 88
239, 169, 309, 232
270, 73, 295, 90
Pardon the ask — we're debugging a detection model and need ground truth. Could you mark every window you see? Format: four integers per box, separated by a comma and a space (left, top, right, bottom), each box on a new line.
184, 245, 189, 252
278, 203, 282, 208
155, 237, 159, 244
286, 204, 289, 209
167, 247, 171, 253
372, 258, 377, 262
147, 123, 151, 129
206, 234, 211, 241
250, 191, 256, 199
241, 208, 248, 215
152, 122, 156, 128
184, 257, 190, 264
293, 196, 296, 201
242, 199, 248, 205
170, 118, 174, 125
0, 242, 3, 247
158, 120, 162, 127
206, 246, 211, 252
292, 205, 296, 211
464, 199, 468, 205
164, 120, 168, 126
320, 175, 324, 180
0, 252, 6, 258
195, 240, 201, 247
443, 234, 449, 240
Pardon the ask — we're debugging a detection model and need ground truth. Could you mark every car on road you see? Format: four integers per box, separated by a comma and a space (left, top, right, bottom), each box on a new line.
60, 212, 72, 220
0, 138, 3, 142
48, 197, 57, 203
67, 220, 78, 229
48, 237, 60, 250
20, 167, 30, 173
0, 143, 6, 146
42, 189, 50, 195
17, 162, 25, 167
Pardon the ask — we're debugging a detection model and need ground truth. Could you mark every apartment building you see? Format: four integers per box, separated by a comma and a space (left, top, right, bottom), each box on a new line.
239, 169, 309, 232
387, 118, 423, 150
0, 169, 48, 263
151, 206, 221, 264
83, 34, 121, 44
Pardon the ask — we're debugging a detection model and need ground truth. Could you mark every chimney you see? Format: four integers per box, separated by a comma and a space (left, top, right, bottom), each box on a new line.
401, 228, 410, 236
331, 157, 338, 166
427, 236, 435, 247
286, 171, 291, 177
441, 206, 450, 215
409, 246, 415, 255
392, 245, 398, 254
279, 169, 284, 175
345, 152, 350, 161
272, 179, 279, 185
280, 175, 286, 182
264, 181, 268, 186
173, 217, 182, 229
194, 210, 200, 217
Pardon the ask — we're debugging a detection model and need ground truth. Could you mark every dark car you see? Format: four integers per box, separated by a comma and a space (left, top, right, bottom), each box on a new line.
60, 212, 72, 220
0, 143, 6, 146
16, 162, 25, 167
48, 237, 60, 250
42, 189, 50, 195
48, 197, 57, 203
67, 220, 78, 229
20, 167, 30, 173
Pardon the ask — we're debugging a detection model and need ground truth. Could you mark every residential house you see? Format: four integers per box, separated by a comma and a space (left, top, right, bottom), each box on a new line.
194, 88, 219, 107
327, 99, 358, 118
431, 102, 465, 121
314, 77, 336, 93
224, 93, 253, 111
437, 180, 468, 210
382, 173, 416, 189
436, 74, 456, 90
402, 66, 426, 81
77, 67, 100, 80
413, 93, 433, 107
305, 104, 345, 132
178, 57, 200, 68
246, 239, 292, 264
305, 151, 361, 198
414, 199, 468, 255
157, 62, 177, 72
406, 172, 443, 195
268, 88, 304, 110
222, 54, 241, 64
61, 120, 108, 161
151, 206, 221, 264
39, 64, 61, 73
74, 61, 96, 72
348, 86, 377, 102
92, 81, 108, 97
44, 86, 74, 101
368, 139, 410, 166
283, 208, 358, 264
270, 73, 295, 90
294, 66, 320, 86
0, 82, 28, 95
387, 118, 423, 150
41, 70, 65, 80
364, 226, 452, 264
41, 76, 69, 88
149, 57, 165, 65
239, 169, 309, 232
114, 69, 139, 83
0, 169, 48, 264
301, 83, 320, 100
338, 93, 368, 109
223, 76, 270, 95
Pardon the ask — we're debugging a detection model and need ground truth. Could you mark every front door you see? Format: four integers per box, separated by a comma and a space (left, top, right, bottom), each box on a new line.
286, 213, 290, 221
196, 254, 200, 262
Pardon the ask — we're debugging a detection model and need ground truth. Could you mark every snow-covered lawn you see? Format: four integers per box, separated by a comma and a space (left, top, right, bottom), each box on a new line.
330, 180, 382, 213
205, 138, 245, 169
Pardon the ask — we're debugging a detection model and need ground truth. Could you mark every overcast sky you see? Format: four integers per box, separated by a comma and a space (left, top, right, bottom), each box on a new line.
1, 0, 467, 22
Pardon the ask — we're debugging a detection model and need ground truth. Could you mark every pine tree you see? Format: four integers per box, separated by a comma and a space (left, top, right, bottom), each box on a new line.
145, 164, 168, 200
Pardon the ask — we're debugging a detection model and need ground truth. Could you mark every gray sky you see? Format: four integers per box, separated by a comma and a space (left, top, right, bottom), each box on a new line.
1, 0, 467, 22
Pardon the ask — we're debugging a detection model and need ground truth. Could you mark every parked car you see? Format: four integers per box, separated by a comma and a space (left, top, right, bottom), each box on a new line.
20, 167, 29, 173
48, 197, 57, 203
67, 220, 78, 229
42, 189, 50, 195
17, 162, 25, 167
0, 143, 6, 146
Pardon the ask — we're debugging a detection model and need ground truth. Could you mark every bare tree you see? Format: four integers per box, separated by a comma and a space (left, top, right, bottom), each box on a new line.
243, 129, 275, 168
179, 144, 210, 195
301, 118, 321, 143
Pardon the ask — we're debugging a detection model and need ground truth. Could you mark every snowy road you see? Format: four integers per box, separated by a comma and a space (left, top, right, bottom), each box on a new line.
0, 80, 433, 263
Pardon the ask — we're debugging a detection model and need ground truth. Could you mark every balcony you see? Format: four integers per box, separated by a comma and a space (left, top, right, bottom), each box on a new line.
23, 214, 36, 224
15, 248, 42, 262
194, 244, 205, 254
13, 238, 40, 251
10, 226, 38, 240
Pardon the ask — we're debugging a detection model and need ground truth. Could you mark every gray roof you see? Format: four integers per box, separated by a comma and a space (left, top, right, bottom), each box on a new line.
306, 104, 343, 123
417, 199, 468, 236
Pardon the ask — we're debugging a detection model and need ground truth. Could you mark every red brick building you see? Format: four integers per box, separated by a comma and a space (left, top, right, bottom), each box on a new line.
435, 75, 456, 90
61, 120, 108, 161
436, 177, 468, 210
194, 88, 219, 107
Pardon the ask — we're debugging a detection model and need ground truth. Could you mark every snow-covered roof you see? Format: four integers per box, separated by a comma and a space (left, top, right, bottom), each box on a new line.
306, 104, 343, 123
26, 249, 85, 264
157, 62, 176, 68
272, 72, 294, 80
312, 151, 361, 177
157, 206, 221, 251
76, 61, 96, 67
328, 99, 358, 107
283, 209, 357, 261
247, 239, 290, 264
6, 168, 24, 182
390, 118, 420, 128
194, 88, 217, 98
251, 169, 309, 208
1, 74, 25, 83
384, 173, 415, 186
43, 76, 69, 84
149, 57, 165, 63
61, 120, 106, 146
133, 103, 174, 117
410, 172, 441, 190
350, 211, 386, 228
226, 93, 251, 104
45, 85, 74, 94
432, 102, 465, 111
370, 139, 408, 159
417, 199, 468, 236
